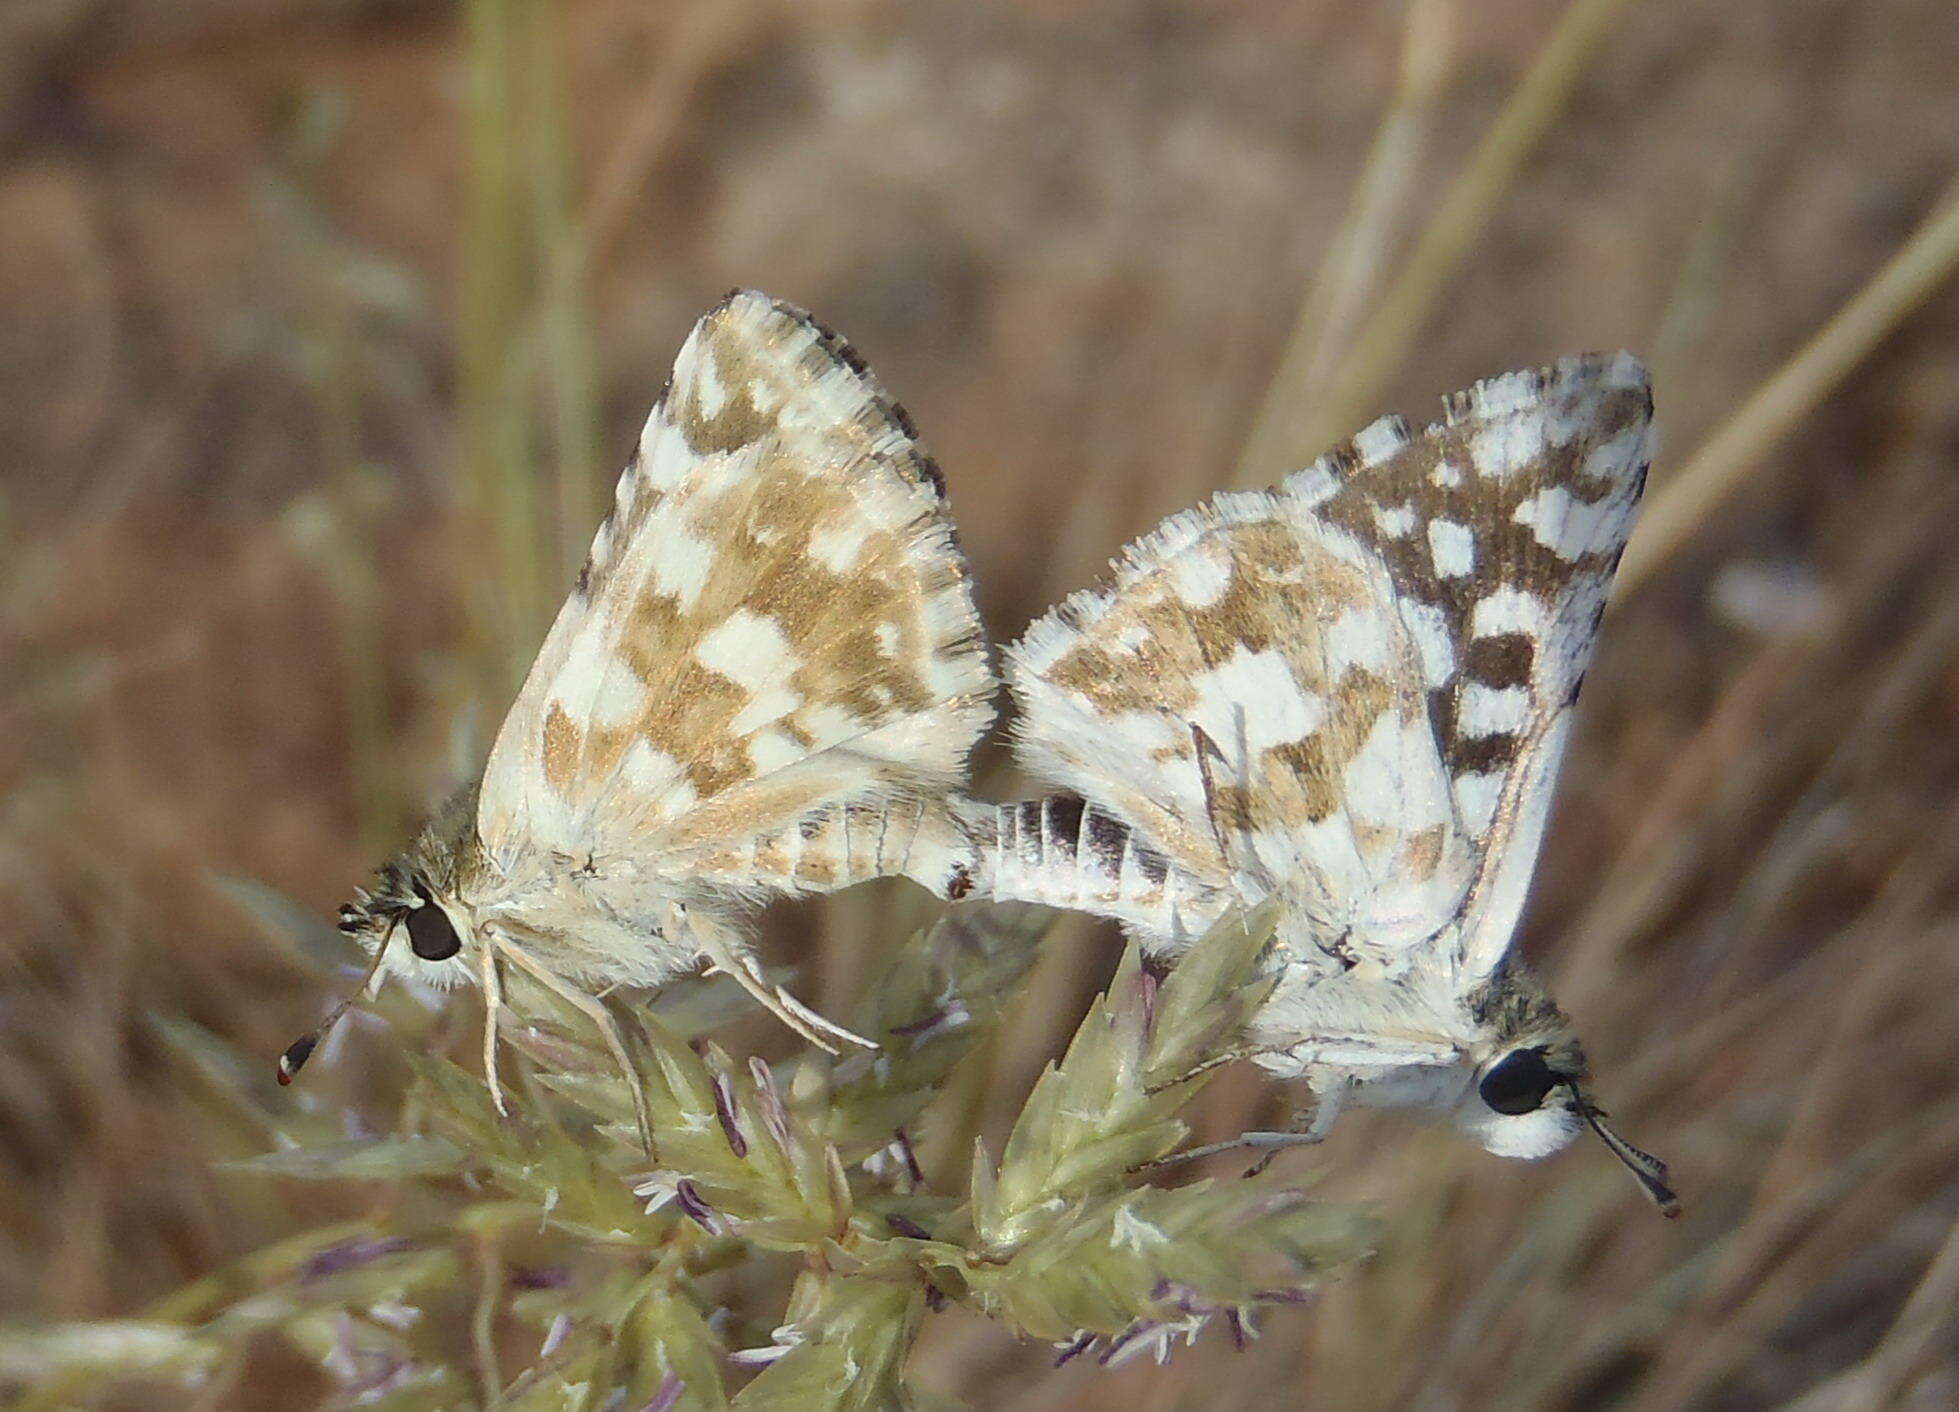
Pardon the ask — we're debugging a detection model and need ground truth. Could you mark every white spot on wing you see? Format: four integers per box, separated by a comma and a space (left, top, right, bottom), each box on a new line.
1350, 415, 1408, 465
1189, 645, 1327, 752
1513, 485, 1621, 560
1583, 421, 1649, 486
646, 535, 713, 610
1400, 599, 1456, 687
808, 518, 867, 572
1457, 682, 1532, 738
638, 411, 698, 492
1282, 462, 1339, 507
590, 663, 648, 728
747, 730, 806, 774
730, 683, 803, 737
551, 633, 645, 730
1373, 503, 1417, 538
747, 372, 784, 413
1170, 548, 1233, 608
795, 701, 870, 750
1470, 415, 1547, 479
622, 739, 695, 808
1323, 606, 1393, 675
697, 609, 799, 691
1344, 710, 1450, 829
1472, 586, 1549, 639
1453, 769, 1504, 836
1427, 519, 1476, 579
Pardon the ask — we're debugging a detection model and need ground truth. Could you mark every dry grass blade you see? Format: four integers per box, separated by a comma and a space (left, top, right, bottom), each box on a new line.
1617, 174, 1959, 595
1774, 1215, 1959, 1411
1253, 0, 1637, 469
1232, 0, 1455, 488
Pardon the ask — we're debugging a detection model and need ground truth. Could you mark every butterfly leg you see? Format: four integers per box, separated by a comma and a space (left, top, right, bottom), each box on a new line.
1136, 1087, 1343, 1174
1145, 1043, 1295, 1096
682, 906, 878, 1054
477, 937, 509, 1117
498, 939, 656, 1157
1240, 1086, 1347, 1176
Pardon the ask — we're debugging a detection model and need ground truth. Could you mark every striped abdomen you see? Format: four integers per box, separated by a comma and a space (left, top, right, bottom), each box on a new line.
957, 793, 1227, 945
727, 796, 977, 898
711, 791, 1227, 945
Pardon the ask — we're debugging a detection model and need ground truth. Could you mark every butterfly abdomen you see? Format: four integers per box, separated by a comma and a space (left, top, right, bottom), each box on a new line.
703, 796, 962, 898
957, 794, 1226, 943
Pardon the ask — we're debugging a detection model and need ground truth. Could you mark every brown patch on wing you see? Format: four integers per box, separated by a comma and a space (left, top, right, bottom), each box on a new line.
542, 703, 583, 795
1307, 362, 1651, 808
1399, 824, 1446, 878
1040, 513, 1421, 851
1464, 632, 1535, 691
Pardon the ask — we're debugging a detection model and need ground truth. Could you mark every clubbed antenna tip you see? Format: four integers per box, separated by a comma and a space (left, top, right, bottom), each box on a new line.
277, 923, 394, 1087
276, 1032, 318, 1085
1570, 1084, 1680, 1218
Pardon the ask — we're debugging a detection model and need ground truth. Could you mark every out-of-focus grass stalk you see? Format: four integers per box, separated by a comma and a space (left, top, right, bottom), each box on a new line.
1645, 135, 1770, 392
504, 4, 748, 408
1232, 0, 1454, 489
521, 0, 603, 586
1244, 0, 1635, 475
460, 0, 549, 693
277, 97, 400, 854
313, 365, 398, 855
1779, 1212, 1959, 1412
1616, 175, 1959, 596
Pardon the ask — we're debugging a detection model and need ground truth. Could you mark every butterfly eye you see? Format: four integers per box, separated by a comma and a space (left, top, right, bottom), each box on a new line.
1479, 1048, 1557, 1115
406, 883, 462, 961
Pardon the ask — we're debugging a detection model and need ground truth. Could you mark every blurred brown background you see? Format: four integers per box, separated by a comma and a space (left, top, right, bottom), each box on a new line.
4, 0, 1959, 1407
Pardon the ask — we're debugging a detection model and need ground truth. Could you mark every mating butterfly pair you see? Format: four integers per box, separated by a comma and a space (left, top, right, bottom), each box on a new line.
285, 291, 1674, 1213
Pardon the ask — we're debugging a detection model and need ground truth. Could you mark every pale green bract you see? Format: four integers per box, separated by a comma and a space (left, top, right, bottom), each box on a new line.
6, 896, 1369, 1409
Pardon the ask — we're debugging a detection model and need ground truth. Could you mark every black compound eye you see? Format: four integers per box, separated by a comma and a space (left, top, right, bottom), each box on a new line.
1479, 1048, 1557, 1115
406, 882, 462, 961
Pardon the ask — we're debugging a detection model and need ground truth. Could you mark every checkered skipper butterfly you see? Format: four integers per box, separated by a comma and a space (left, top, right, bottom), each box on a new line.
283, 292, 995, 1137
966, 354, 1677, 1212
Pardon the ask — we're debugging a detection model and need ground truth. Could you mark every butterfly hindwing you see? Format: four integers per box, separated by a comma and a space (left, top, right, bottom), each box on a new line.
1008, 492, 1477, 962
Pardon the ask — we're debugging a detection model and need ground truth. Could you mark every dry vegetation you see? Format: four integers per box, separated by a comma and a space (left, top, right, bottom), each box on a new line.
4, 0, 1959, 1407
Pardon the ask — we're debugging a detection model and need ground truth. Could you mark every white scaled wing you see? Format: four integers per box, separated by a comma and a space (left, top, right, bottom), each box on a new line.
1008, 492, 1476, 964
1007, 354, 1652, 985
476, 291, 994, 899
1287, 353, 1652, 983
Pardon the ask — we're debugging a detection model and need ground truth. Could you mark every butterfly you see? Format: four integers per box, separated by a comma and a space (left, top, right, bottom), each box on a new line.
281, 291, 996, 1140
964, 354, 1678, 1213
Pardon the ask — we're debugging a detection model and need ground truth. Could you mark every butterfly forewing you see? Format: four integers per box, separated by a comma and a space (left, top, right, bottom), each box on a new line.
477, 291, 994, 894
1286, 354, 1652, 979
1005, 354, 1651, 983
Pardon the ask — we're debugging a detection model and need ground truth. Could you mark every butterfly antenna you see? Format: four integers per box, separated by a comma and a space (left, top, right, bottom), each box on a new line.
277, 934, 392, 1085
1570, 1083, 1680, 1217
